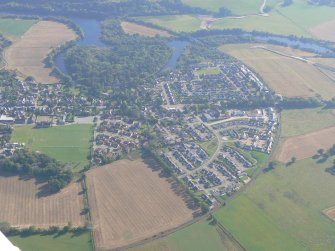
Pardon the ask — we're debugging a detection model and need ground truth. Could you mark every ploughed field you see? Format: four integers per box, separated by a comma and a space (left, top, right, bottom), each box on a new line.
0, 173, 85, 228
220, 43, 335, 100
4, 20, 77, 84
275, 126, 335, 163
86, 158, 198, 250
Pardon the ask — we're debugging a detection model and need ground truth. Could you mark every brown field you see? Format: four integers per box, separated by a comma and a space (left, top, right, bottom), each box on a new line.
220, 44, 335, 99
4, 20, 77, 84
324, 206, 335, 222
275, 126, 335, 163
0, 173, 85, 228
310, 19, 335, 42
86, 158, 198, 250
121, 21, 172, 37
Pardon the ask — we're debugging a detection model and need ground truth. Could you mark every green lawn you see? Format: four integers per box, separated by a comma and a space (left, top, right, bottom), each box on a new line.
10, 232, 93, 251
11, 124, 93, 171
281, 108, 335, 138
0, 18, 36, 40
216, 157, 335, 250
136, 15, 201, 32
130, 218, 239, 251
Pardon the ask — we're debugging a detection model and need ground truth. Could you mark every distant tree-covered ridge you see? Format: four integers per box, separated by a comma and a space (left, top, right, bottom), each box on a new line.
0, 150, 73, 193
64, 19, 171, 92
0, 0, 207, 18
308, 0, 335, 6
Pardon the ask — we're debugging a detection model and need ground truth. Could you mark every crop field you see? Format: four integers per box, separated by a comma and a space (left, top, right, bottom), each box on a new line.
121, 21, 172, 37
10, 232, 92, 251
130, 218, 243, 251
0, 173, 85, 228
4, 20, 77, 84
281, 108, 335, 138
0, 18, 37, 40
86, 158, 198, 250
136, 15, 201, 32
11, 124, 92, 171
310, 19, 335, 42
216, 157, 335, 251
275, 126, 335, 162
220, 44, 335, 100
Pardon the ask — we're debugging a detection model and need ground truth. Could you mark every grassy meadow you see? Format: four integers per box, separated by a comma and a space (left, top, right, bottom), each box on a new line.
281, 108, 335, 138
216, 157, 335, 251
10, 232, 93, 251
11, 124, 93, 171
0, 18, 36, 40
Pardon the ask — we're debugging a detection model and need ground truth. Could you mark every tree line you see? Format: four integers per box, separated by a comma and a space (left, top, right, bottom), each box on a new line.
0, 150, 73, 193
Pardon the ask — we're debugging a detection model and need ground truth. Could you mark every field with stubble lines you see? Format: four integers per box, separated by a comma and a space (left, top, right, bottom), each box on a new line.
0, 173, 85, 228
5, 20, 77, 84
86, 158, 198, 250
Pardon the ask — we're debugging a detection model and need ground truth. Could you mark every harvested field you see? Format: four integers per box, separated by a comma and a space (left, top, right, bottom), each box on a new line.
324, 207, 335, 222
275, 126, 335, 162
5, 21, 77, 84
310, 19, 335, 42
121, 21, 172, 37
0, 173, 85, 228
220, 44, 335, 99
86, 158, 198, 250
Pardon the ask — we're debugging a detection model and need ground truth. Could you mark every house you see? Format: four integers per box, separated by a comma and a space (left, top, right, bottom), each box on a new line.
0, 115, 14, 124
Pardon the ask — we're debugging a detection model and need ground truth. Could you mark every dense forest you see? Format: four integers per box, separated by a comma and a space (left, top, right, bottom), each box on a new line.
64, 19, 171, 92
0, 150, 73, 193
0, 0, 207, 18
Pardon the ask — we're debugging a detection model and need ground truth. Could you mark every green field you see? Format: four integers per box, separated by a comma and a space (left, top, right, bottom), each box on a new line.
136, 15, 201, 32
130, 218, 241, 251
212, 13, 310, 37
198, 138, 218, 157
0, 18, 36, 39
277, 0, 335, 30
181, 0, 282, 15
10, 232, 93, 251
215, 157, 335, 251
11, 125, 92, 171
281, 108, 335, 138
195, 67, 221, 75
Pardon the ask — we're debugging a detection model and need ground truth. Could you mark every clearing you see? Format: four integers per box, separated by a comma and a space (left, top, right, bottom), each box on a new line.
86, 158, 198, 250
281, 108, 335, 138
4, 20, 77, 84
275, 126, 335, 163
0, 173, 85, 228
215, 157, 335, 251
220, 44, 335, 100
10, 124, 92, 172
0, 18, 37, 40
10, 232, 92, 251
121, 21, 172, 37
